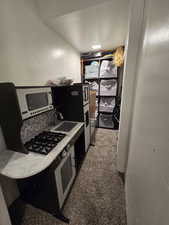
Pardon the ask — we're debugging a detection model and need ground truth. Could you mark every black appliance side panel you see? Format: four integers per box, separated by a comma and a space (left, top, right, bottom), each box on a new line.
17, 166, 60, 214
52, 85, 84, 122
0, 83, 28, 154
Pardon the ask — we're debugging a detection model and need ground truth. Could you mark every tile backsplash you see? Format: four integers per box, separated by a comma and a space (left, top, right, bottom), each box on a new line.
21, 110, 59, 144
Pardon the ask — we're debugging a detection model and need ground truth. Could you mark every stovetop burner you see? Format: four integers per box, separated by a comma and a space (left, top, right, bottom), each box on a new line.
24, 131, 66, 155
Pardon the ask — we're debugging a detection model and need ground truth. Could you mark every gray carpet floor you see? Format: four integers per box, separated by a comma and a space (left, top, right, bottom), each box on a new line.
62, 129, 126, 225
13, 129, 126, 225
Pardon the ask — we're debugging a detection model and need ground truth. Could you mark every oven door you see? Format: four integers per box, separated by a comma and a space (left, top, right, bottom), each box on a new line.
54, 145, 76, 209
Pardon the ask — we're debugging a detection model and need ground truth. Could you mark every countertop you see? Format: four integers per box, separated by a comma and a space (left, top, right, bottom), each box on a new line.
0, 121, 84, 179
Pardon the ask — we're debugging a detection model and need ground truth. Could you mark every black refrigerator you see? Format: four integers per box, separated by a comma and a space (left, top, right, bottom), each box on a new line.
52, 83, 90, 152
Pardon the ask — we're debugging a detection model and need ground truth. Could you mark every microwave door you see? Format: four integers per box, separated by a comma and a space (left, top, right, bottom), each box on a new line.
16, 87, 53, 120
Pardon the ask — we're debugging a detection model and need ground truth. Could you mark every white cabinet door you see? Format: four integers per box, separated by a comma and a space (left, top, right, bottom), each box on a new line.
54, 146, 76, 209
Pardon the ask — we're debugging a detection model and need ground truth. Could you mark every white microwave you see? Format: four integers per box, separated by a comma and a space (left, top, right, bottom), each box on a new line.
16, 86, 54, 120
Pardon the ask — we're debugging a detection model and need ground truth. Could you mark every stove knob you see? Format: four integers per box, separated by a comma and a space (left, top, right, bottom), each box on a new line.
42, 149, 47, 154
57, 155, 62, 161
61, 150, 67, 158
66, 144, 71, 151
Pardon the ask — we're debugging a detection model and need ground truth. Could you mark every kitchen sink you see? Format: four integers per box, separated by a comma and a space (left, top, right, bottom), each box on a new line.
54, 121, 78, 132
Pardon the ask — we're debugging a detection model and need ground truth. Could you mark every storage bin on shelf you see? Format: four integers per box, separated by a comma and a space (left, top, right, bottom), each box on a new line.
100, 60, 117, 78
85, 61, 99, 79
99, 97, 115, 113
100, 79, 117, 96
99, 113, 115, 129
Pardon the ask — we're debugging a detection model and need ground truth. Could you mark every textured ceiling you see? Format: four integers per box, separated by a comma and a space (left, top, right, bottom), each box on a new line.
36, 0, 130, 52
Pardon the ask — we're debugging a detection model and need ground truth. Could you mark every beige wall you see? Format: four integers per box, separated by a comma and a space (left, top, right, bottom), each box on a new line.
0, 0, 80, 223
117, 0, 145, 172
126, 0, 169, 224
0, 0, 80, 86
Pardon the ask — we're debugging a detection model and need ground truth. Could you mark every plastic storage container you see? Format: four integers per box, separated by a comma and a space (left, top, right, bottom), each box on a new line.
85, 61, 99, 79
100, 79, 117, 96
99, 97, 115, 113
99, 113, 115, 128
100, 60, 117, 78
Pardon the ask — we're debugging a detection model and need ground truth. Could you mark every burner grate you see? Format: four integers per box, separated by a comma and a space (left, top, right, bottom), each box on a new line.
24, 131, 65, 155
